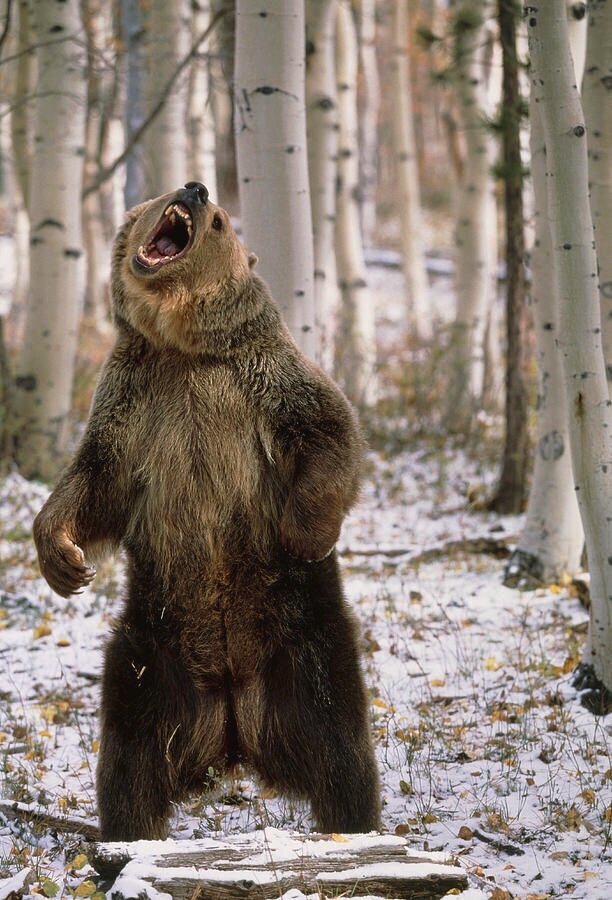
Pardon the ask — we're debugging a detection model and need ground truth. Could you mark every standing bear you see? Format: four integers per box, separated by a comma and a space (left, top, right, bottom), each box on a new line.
33, 182, 380, 840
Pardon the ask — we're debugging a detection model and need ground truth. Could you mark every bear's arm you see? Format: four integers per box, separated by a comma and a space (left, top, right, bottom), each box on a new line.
278, 375, 365, 562
33, 362, 137, 598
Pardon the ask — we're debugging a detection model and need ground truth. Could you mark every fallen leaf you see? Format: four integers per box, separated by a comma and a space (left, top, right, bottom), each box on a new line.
331, 833, 349, 843
458, 825, 474, 840
33, 624, 52, 640
430, 678, 445, 687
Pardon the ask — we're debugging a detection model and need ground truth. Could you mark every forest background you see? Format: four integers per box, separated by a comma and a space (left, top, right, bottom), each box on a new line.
0, 1, 611, 899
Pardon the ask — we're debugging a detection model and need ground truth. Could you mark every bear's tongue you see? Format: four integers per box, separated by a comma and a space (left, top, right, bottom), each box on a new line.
154, 235, 180, 258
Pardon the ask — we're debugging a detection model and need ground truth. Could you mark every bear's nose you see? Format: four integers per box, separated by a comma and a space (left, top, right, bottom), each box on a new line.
183, 182, 209, 204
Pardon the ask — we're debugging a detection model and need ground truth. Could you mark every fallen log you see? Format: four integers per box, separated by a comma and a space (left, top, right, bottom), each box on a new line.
91, 829, 468, 899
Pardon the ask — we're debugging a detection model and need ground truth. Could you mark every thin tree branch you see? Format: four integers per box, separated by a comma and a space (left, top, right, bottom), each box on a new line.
0, 0, 12, 59
82, 6, 229, 200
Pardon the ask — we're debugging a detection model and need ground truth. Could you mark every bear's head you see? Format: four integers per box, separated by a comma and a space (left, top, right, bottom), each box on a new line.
112, 183, 263, 353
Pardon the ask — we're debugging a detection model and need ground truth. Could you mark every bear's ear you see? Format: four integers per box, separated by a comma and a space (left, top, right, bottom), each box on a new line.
248, 252, 258, 269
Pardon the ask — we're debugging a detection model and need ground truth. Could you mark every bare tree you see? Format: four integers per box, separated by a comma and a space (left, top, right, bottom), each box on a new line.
12, 0, 87, 481
306, 0, 338, 362
334, 0, 377, 406
504, 98, 583, 588
583, 0, 612, 384
358, 0, 380, 245
488, 0, 530, 513
234, 0, 317, 357
189, 0, 217, 198
121, 0, 146, 209
142, 0, 190, 196
445, 0, 499, 432
390, 0, 433, 343
528, 1, 612, 712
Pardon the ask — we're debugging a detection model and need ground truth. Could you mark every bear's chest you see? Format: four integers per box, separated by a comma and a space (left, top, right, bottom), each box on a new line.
126, 363, 284, 568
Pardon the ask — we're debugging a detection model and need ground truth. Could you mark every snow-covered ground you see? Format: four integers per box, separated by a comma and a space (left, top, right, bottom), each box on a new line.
0, 435, 610, 899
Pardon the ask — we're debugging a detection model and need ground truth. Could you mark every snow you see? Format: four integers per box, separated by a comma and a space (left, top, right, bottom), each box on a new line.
0, 266, 610, 898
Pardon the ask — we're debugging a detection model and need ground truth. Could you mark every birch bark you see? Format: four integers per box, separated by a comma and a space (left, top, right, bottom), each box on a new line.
121, 0, 146, 208
334, 0, 377, 406
528, 1, 612, 709
234, 0, 317, 357
582, 0, 612, 385
305, 0, 338, 362
12, 0, 87, 481
142, 0, 190, 197
189, 0, 217, 198
390, 0, 433, 343
504, 102, 583, 587
358, 0, 380, 245
445, 1, 499, 432
9, 0, 32, 319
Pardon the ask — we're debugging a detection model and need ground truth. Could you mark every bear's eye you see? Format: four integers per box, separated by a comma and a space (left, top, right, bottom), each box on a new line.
212, 215, 223, 231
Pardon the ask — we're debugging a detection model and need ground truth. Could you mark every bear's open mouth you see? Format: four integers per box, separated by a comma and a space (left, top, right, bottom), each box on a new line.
135, 202, 194, 270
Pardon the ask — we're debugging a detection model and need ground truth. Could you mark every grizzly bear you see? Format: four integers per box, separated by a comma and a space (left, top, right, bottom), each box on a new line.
33, 182, 381, 840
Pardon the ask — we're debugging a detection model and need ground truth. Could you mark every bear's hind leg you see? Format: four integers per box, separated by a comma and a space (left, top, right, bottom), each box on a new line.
239, 628, 381, 834
97, 624, 226, 840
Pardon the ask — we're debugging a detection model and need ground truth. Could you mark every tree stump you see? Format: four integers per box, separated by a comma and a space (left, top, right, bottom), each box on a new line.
91, 829, 468, 899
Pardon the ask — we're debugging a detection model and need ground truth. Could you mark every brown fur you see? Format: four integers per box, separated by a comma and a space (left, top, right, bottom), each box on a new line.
33, 186, 380, 840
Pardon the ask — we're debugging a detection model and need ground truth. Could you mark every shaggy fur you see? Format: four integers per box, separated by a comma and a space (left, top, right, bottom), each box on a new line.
33, 185, 381, 840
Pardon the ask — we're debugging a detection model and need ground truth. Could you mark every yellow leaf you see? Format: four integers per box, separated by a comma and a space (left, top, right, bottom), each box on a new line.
39, 729, 52, 738
581, 788, 596, 806
430, 678, 445, 687
69, 854, 89, 871
40, 706, 57, 724
421, 812, 438, 824
371, 697, 389, 709
548, 583, 562, 594
331, 833, 350, 843
484, 656, 501, 672
74, 881, 97, 897
91, 739, 100, 753
603, 806, 612, 823
33, 624, 52, 640
458, 825, 473, 840
0, 622, 8, 631
56, 638, 71, 647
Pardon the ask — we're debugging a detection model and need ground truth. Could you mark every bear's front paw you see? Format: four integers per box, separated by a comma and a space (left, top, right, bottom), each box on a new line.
34, 525, 96, 598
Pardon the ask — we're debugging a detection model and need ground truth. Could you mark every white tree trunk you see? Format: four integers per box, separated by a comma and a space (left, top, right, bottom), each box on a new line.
528, 2, 612, 704
582, 0, 612, 386
358, 0, 380, 245
234, 0, 317, 357
566, 0, 587, 87
334, 0, 377, 407
189, 0, 217, 198
13, 0, 87, 481
121, 0, 146, 208
142, 0, 190, 197
505, 102, 583, 588
445, 1, 499, 431
390, 0, 433, 343
8, 0, 32, 321
306, 0, 338, 363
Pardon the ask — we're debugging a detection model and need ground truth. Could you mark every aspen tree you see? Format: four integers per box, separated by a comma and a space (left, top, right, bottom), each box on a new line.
358, 0, 380, 244
390, 0, 433, 343
445, 1, 499, 432
189, 0, 217, 199
234, 0, 317, 357
9, 0, 32, 317
142, 0, 190, 196
583, 0, 612, 383
13, 0, 87, 481
121, 0, 146, 209
504, 0, 586, 584
504, 103, 583, 587
488, 0, 529, 513
306, 0, 338, 361
528, 2, 612, 710
334, 0, 377, 406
